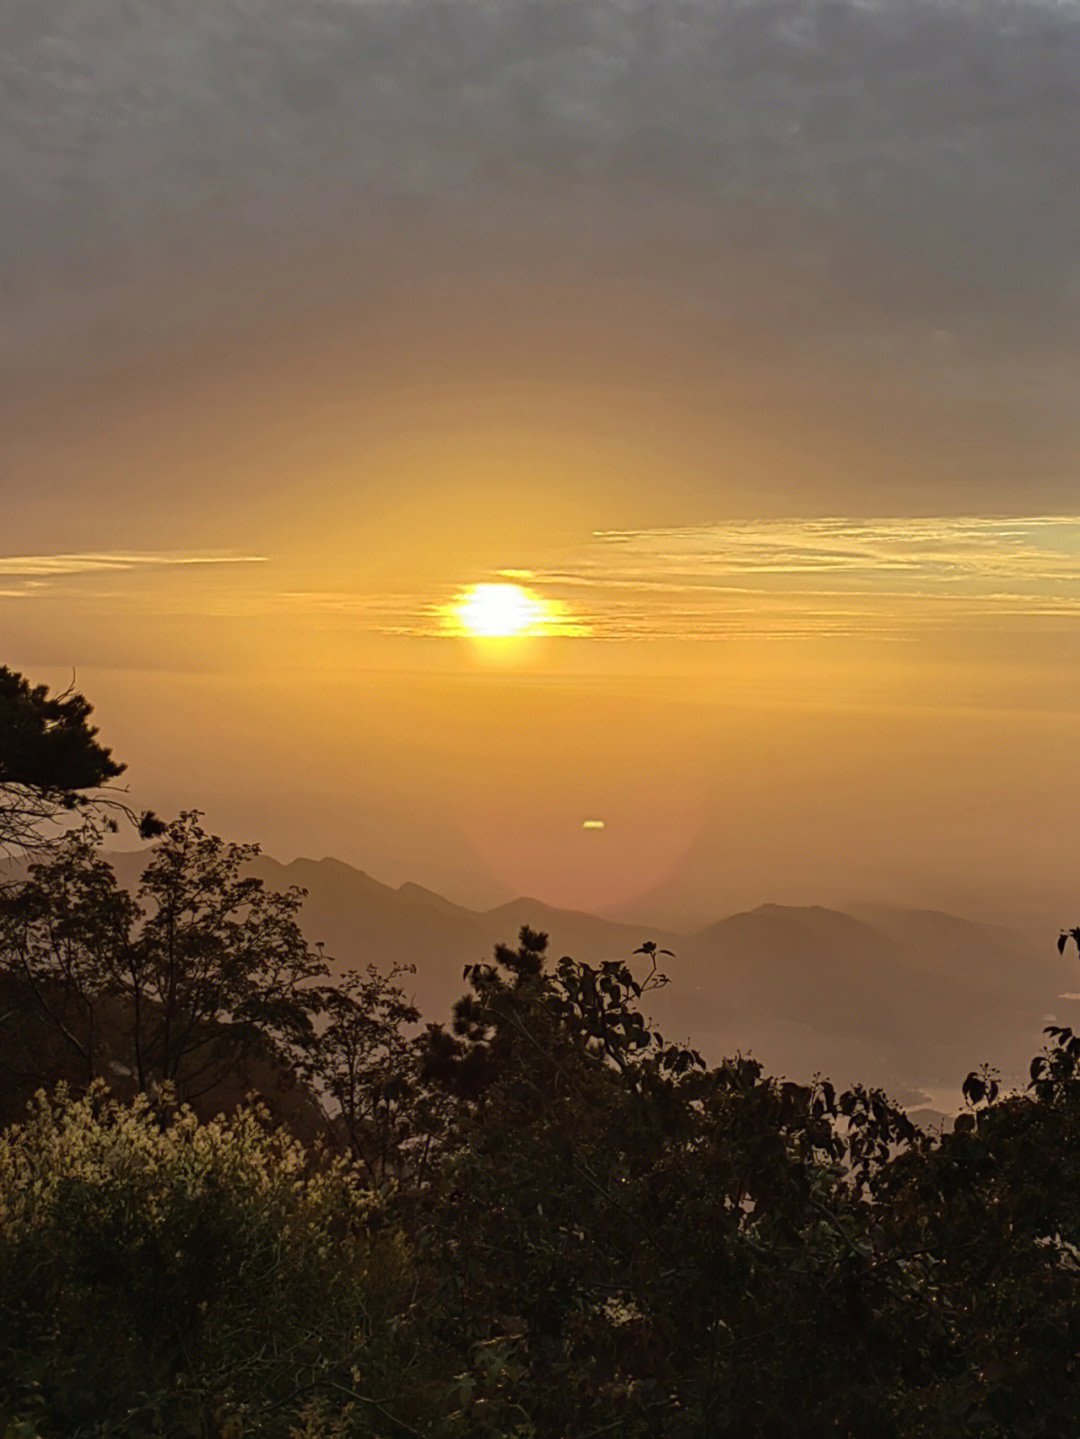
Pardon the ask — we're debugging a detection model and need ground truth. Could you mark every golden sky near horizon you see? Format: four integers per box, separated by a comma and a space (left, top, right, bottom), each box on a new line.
7, 519, 1080, 930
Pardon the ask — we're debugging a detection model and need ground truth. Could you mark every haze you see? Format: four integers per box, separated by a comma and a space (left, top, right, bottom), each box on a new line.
5, 0, 1080, 938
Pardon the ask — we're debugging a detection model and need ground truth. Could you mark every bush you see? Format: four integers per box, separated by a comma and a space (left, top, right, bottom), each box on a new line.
0, 1084, 425, 1438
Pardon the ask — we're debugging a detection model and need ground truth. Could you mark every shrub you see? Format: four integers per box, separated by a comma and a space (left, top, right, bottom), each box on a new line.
0, 1083, 425, 1438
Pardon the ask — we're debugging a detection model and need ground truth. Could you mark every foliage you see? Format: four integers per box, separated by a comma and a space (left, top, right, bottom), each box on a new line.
130, 814, 328, 1092
0, 814, 327, 1105
298, 964, 437, 1188
0, 666, 159, 855
869, 1024, 1080, 1437
416, 929, 932, 1437
6, 921, 1080, 1437
0, 1083, 431, 1439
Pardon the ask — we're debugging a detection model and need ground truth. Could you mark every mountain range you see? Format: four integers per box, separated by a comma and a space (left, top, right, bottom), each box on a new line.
107, 849, 1075, 1116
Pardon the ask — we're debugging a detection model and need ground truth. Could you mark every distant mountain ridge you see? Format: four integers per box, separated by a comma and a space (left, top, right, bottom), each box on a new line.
104, 849, 1070, 1111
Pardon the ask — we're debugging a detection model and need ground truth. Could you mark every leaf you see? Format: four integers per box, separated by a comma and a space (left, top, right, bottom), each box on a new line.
962, 1072, 985, 1107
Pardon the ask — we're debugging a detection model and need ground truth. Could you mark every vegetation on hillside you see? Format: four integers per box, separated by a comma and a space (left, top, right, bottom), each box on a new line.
3, 668, 1080, 1438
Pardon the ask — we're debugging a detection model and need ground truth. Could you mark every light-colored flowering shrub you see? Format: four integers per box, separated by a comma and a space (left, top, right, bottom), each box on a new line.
0, 1083, 423, 1438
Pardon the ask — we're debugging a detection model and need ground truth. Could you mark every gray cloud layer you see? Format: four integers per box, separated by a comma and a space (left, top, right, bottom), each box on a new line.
6, 1, 1080, 527
5, 0, 1080, 342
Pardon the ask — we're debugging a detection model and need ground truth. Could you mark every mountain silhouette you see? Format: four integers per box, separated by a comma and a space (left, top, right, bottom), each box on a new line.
103, 850, 1068, 1110
646, 902, 1063, 1104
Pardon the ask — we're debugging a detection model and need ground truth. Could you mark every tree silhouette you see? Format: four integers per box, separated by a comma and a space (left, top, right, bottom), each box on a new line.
0, 666, 158, 853
0, 813, 328, 1102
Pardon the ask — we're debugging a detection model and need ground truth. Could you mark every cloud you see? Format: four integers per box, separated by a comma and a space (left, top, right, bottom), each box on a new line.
495, 517, 1080, 640
16, 526, 1078, 644
0, 552, 266, 578
274, 517, 1080, 641
583, 517, 1080, 580
5, 0, 1080, 371
268, 591, 443, 635
0, 552, 267, 603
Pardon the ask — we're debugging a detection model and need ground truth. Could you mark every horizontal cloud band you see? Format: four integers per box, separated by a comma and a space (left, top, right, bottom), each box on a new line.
9, 523, 1080, 641
487, 516, 1080, 639
0, 552, 266, 578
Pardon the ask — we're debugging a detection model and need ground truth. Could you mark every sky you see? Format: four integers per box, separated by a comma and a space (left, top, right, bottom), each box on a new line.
4, 0, 1080, 930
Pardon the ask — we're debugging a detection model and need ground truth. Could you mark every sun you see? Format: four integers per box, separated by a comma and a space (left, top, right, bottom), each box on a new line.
452, 583, 549, 638
439, 581, 589, 641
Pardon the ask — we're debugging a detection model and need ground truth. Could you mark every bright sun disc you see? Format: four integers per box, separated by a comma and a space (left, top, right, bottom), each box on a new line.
454, 583, 548, 638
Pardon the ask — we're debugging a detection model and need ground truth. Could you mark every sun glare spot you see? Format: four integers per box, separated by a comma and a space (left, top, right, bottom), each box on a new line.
439, 581, 589, 641
445, 583, 546, 638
